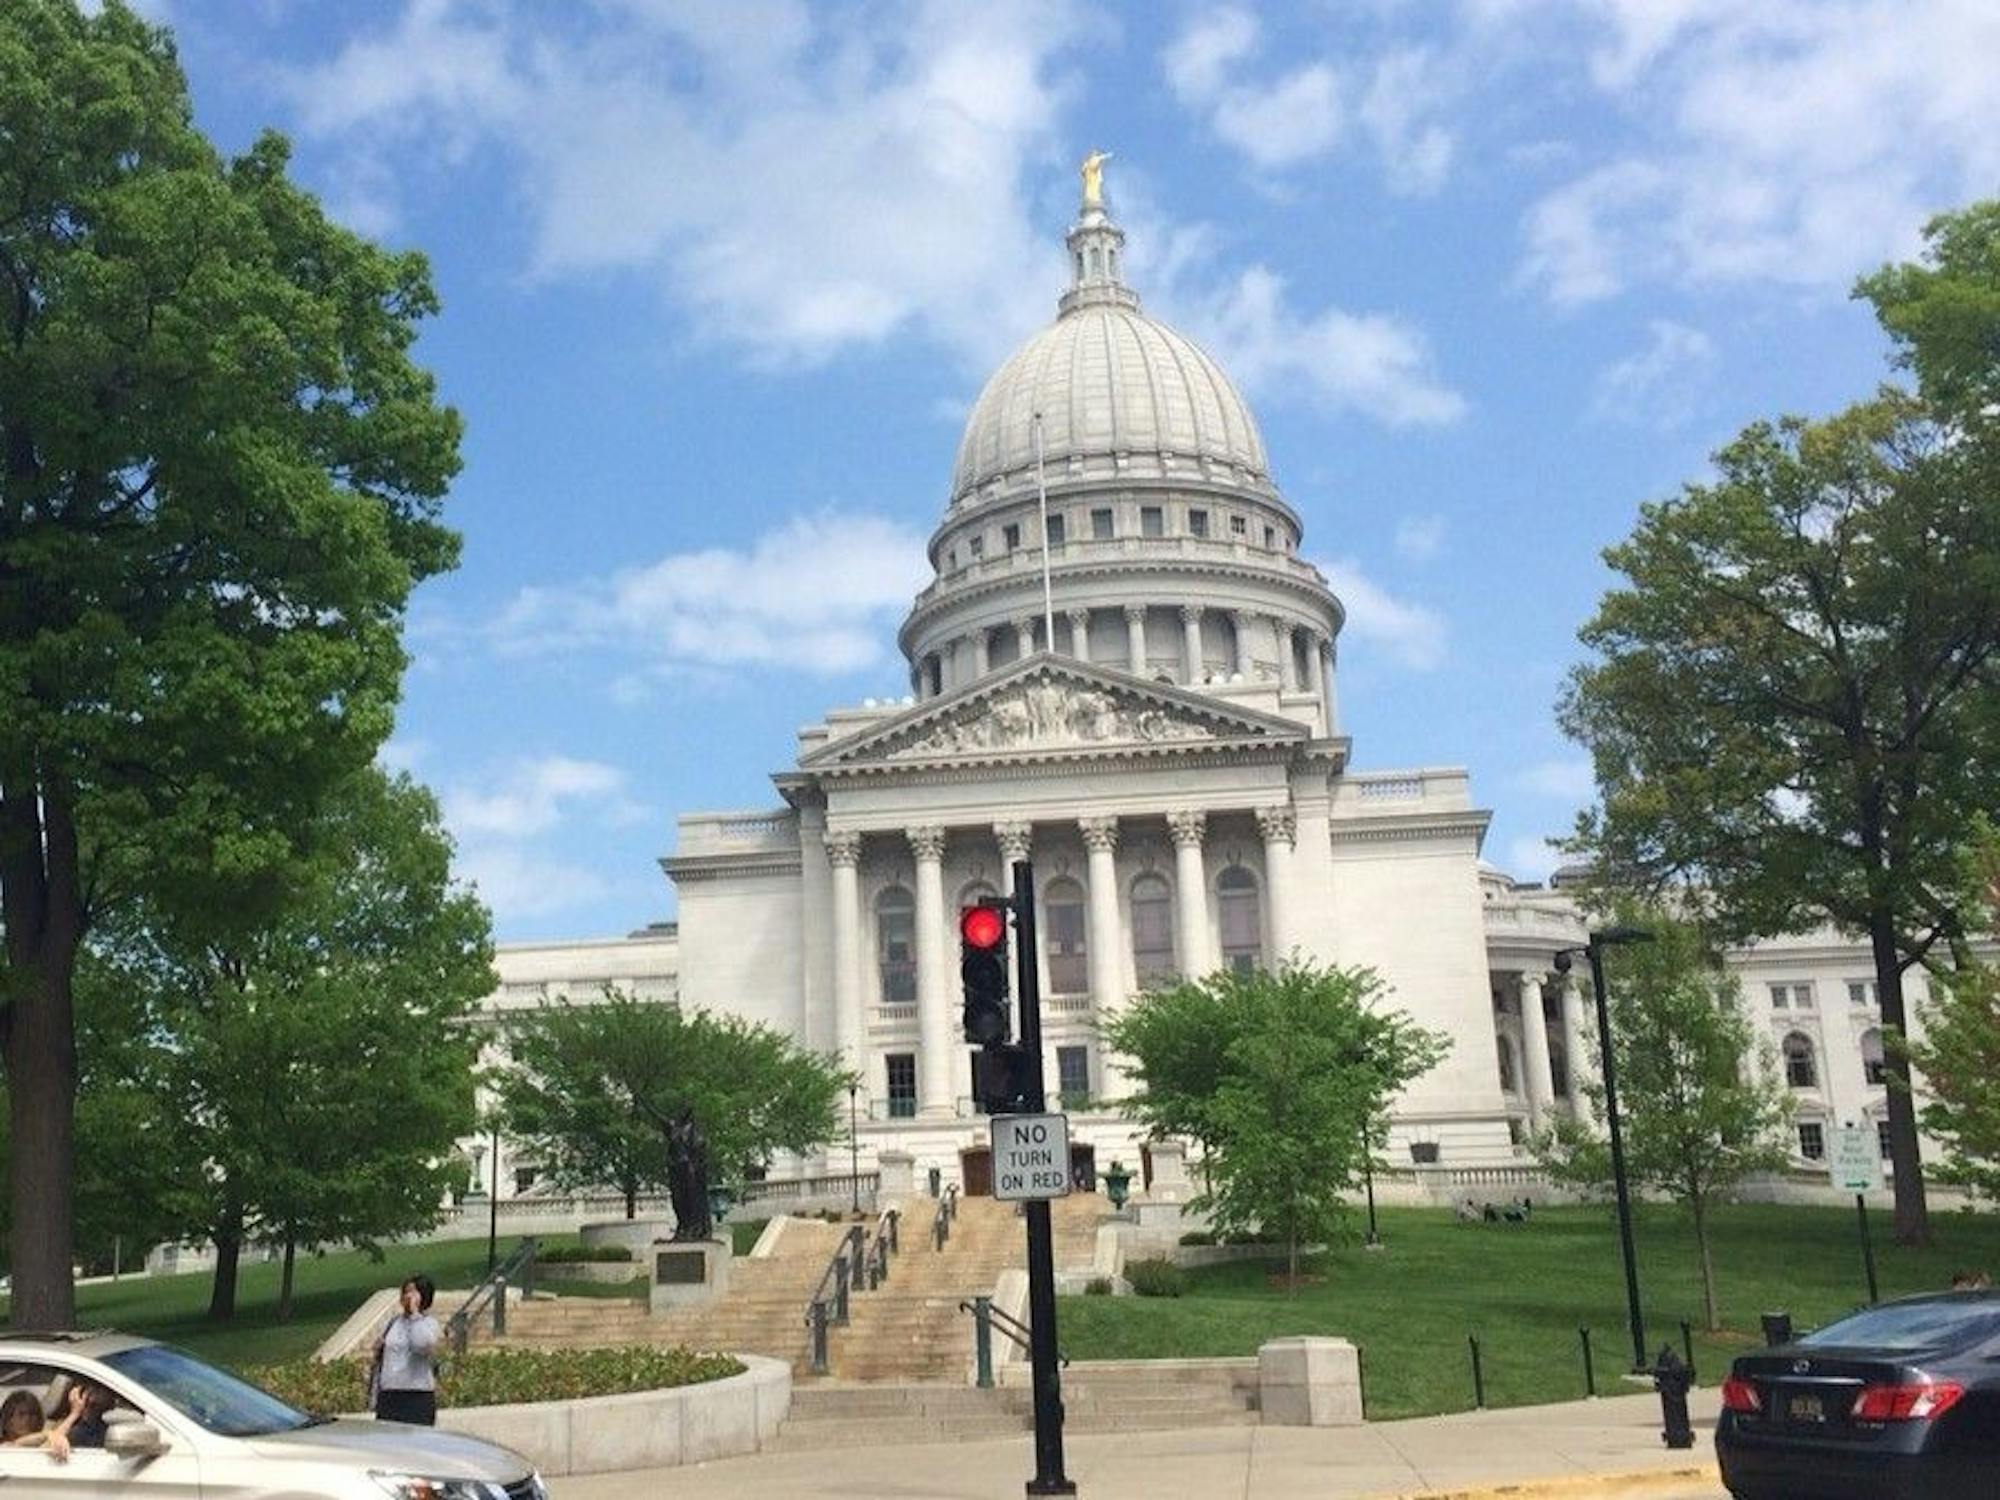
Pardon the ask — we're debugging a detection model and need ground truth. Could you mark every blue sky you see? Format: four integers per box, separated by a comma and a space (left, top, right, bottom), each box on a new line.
151, 0, 2000, 939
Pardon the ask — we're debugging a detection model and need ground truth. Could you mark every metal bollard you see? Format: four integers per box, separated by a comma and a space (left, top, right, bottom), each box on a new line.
971, 1295, 994, 1389
1579, 1327, 1596, 1398
808, 1301, 829, 1376
1469, 1335, 1485, 1409
1653, 1347, 1695, 1449
1760, 1311, 1793, 1347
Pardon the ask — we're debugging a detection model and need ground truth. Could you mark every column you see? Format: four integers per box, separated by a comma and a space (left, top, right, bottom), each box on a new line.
1124, 605, 1147, 675
1229, 610, 1252, 675
1015, 617, 1036, 658
971, 628, 989, 678
909, 825, 952, 1118
994, 821, 1032, 895
827, 831, 864, 1080
1518, 971, 1555, 1131
1320, 635, 1341, 736
1561, 975, 1593, 1122
1180, 605, 1205, 684
1166, 809, 1212, 976
1275, 618, 1299, 691
1255, 803, 1296, 963
1067, 608, 1091, 661
1080, 816, 1127, 1096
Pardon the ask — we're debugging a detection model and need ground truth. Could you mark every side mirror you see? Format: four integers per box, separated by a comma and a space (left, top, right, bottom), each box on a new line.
103, 1414, 166, 1459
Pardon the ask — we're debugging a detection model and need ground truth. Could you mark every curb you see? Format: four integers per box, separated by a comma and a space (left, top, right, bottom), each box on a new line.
1393, 1464, 1717, 1500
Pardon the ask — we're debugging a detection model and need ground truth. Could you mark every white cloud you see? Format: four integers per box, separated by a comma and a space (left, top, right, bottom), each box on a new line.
1316, 557, 1448, 671
454, 843, 614, 923
1393, 514, 1446, 562
1592, 319, 1716, 429
444, 756, 646, 840
1514, 756, 1596, 803
376, 737, 429, 774
1504, 832, 1565, 882
1518, 0, 2000, 304
285, 0, 1078, 369
1357, 48, 1456, 196
492, 512, 930, 682
1184, 266, 1465, 429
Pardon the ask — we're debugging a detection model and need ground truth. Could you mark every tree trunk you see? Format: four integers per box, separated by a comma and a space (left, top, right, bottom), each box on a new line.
624, 1181, 637, 1220
1871, 911, 1931, 1245
1690, 1188, 1719, 1332
278, 1234, 297, 1322
0, 769, 82, 1331
208, 1218, 243, 1322
1287, 1230, 1299, 1293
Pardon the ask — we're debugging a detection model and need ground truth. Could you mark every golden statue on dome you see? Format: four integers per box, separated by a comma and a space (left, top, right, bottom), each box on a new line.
1080, 149, 1112, 208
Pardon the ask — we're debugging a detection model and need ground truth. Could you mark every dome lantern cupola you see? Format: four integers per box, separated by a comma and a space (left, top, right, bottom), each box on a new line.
1060, 149, 1137, 316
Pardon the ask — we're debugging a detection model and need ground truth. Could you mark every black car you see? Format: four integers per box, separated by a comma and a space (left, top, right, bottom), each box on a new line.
1716, 1290, 2000, 1500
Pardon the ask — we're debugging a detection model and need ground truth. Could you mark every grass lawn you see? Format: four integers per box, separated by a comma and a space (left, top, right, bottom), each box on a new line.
1060, 1202, 2000, 1420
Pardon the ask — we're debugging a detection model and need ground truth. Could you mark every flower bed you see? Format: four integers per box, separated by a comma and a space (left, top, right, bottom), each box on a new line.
253, 1346, 743, 1414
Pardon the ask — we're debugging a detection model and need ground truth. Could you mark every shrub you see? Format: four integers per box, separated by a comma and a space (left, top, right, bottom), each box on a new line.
1125, 1258, 1185, 1298
1083, 1277, 1113, 1296
1177, 1230, 1216, 1246
250, 1346, 743, 1414
538, 1245, 633, 1264
1223, 1229, 1265, 1246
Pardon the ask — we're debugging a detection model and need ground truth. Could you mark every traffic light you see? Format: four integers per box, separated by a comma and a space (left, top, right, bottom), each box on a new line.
960, 901, 1011, 1045
974, 1042, 1036, 1115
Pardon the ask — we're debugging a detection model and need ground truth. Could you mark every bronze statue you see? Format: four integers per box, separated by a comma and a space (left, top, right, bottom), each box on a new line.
1080, 149, 1112, 208
667, 1111, 713, 1241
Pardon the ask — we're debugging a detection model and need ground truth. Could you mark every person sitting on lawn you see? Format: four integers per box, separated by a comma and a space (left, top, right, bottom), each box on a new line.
1455, 1197, 1481, 1223
1, 1389, 76, 1459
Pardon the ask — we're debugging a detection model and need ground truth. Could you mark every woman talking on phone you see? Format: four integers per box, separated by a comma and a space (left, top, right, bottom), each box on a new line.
372, 1274, 442, 1425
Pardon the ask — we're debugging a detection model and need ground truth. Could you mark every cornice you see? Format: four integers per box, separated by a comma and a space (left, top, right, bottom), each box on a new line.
812, 738, 1303, 786
660, 852, 804, 884
1329, 811, 1493, 847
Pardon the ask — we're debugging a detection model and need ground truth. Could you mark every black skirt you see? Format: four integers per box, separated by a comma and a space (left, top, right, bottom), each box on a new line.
375, 1387, 438, 1426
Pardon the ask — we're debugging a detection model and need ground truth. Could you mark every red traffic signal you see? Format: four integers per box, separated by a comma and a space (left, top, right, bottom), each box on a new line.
960, 904, 1006, 950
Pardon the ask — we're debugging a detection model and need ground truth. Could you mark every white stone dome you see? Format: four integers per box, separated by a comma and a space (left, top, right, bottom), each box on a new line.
950, 303, 1270, 507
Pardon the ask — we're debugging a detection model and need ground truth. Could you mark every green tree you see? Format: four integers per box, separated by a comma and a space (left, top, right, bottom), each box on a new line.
0, 1, 462, 1326
106, 769, 491, 1320
1535, 909, 1791, 1330
497, 993, 847, 1240
1911, 817, 2000, 1200
494, 988, 668, 1219
1105, 963, 1448, 1288
1562, 386, 2000, 1247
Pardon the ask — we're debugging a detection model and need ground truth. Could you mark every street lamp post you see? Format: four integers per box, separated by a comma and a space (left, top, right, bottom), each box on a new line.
1556, 924, 1654, 1372
487, 1120, 501, 1274
848, 1082, 861, 1217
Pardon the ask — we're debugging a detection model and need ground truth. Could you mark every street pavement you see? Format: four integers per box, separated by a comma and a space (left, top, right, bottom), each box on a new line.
553, 1389, 1729, 1499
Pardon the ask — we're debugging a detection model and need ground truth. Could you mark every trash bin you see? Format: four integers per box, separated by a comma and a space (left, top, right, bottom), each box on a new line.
1760, 1311, 1793, 1347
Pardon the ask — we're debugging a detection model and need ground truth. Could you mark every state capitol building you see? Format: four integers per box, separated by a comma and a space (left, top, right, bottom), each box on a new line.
480, 173, 1925, 1200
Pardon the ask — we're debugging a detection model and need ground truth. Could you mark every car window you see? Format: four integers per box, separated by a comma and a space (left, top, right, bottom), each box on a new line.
100, 1345, 312, 1438
1799, 1300, 2000, 1353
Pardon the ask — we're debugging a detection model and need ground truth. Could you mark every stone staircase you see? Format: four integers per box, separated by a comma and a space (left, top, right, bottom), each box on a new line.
482, 1217, 851, 1375
772, 1361, 1260, 1450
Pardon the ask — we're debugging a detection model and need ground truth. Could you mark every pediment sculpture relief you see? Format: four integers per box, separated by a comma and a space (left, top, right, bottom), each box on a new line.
880, 677, 1216, 760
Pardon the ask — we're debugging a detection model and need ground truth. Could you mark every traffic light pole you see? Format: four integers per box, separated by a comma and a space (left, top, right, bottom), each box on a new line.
1011, 859, 1075, 1497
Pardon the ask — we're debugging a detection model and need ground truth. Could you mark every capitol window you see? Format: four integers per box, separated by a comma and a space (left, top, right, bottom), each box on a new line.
1797, 1122, 1825, 1160
1216, 866, 1263, 974
1130, 873, 1175, 984
885, 1054, 917, 1119
1496, 1036, 1518, 1094
1769, 982, 1814, 1009
1003, 523, 1021, 551
1847, 979, 1878, 1007
1045, 878, 1088, 993
1046, 513, 1066, 546
969, 536, 984, 559
1229, 514, 1247, 537
1188, 508, 1208, 538
1091, 507, 1114, 540
876, 887, 917, 1005
1782, 1032, 1818, 1089
1861, 1028, 1886, 1086
1140, 505, 1164, 538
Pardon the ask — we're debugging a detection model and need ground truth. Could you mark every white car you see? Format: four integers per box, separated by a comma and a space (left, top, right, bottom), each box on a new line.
0, 1331, 546, 1499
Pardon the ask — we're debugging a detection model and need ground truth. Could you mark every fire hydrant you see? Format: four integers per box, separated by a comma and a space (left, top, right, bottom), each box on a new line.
1653, 1346, 1695, 1450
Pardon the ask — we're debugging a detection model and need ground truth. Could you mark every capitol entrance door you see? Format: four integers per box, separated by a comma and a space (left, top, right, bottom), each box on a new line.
960, 1146, 993, 1196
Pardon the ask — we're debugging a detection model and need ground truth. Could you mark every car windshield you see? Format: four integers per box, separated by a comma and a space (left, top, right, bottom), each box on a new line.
101, 1344, 317, 1438
1799, 1300, 2000, 1354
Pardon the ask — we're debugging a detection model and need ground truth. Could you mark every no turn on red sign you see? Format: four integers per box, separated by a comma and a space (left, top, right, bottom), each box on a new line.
990, 1112, 1072, 1201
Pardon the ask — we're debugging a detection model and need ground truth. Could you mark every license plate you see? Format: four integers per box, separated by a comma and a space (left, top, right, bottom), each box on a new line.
1787, 1393, 1825, 1423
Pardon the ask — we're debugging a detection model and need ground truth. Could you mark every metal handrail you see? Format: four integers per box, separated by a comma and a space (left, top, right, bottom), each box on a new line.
959, 1296, 1068, 1376
931, 1184, 959, 1250
803, 1225, 865, 1375
866, 1207, 900, 1289
445, 1237, 538, 1355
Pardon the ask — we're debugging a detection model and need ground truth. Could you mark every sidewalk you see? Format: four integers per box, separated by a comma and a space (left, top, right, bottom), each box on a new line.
551, 1389, 1726, 1499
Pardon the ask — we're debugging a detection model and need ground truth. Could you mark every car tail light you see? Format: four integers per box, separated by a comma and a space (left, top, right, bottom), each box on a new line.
1721, 1376, 1762, 1414
1850, 1379, 1966, 1422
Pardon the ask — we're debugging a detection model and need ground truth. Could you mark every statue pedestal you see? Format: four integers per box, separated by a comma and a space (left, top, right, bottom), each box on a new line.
647, 1237, 733, 1315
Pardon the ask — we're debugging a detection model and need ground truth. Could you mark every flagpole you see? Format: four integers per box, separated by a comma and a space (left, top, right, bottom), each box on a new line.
1033, 411, 1055, 654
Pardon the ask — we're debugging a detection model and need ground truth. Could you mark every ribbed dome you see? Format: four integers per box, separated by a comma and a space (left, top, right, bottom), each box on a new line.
950, 302, 1270, 507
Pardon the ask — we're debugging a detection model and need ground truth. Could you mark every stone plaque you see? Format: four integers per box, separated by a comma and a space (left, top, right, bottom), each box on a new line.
654, 1247, 708, 1285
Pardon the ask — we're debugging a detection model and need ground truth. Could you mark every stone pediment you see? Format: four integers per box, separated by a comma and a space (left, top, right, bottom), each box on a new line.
802, 658, 1305, 772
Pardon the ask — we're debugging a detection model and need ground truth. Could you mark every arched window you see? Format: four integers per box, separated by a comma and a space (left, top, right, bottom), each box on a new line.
1045, 878, 1087, 994
1496, 1036, 1518, 1094
875, 887, 916, 1005
1217, 866, 1263, 975
1860, 1029, 1887, 1087
1783, 1032, 1818, 1089
1088, 246, 1102, 276
1130, 873, 1175, 985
